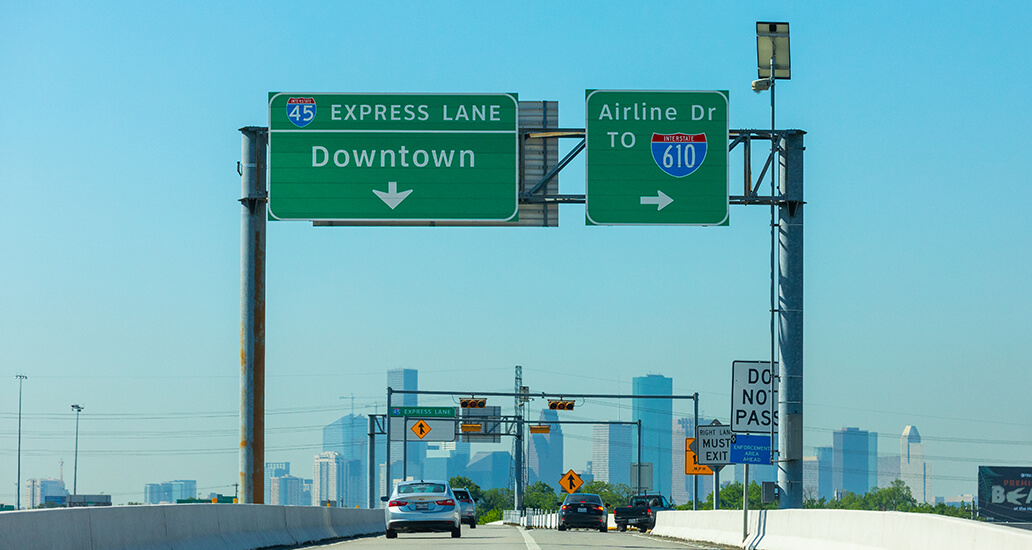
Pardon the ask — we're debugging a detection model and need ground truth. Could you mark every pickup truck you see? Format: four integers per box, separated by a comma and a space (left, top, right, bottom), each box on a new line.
612, 494, 674, 532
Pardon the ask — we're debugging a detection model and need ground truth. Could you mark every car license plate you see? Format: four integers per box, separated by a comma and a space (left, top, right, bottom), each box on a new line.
628, 518, 638, 523
414, 502, 429, 510
578, 507, 586, 513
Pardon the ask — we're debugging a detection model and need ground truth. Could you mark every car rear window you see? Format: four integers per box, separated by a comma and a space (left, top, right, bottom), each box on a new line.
565, 494, 602, 504
398, 483, 447, 494
453, 489, 470, 498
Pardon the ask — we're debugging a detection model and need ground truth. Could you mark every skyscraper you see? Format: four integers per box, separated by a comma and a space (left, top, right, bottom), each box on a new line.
528, 409, 564, 487
815, 446, 833, 501
868, 431, 879, 492
26, 478, 67, 508
803, 447, 833, 502
387, 368, 421, 484
312, 451, 345, 506
270, 475, 303, 505
265, 462, 289, 505
900, 425, 927, 503
633, 374, 673, 496
592, 423, 633, 487
674, 416, 715, 505
833, 427, 871, 496
323, 414, 368, 507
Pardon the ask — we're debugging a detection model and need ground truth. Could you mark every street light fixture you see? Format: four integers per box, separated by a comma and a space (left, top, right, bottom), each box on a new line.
752, 20, 794, 516
71, 404, 84, 495
756, 22, 791, 81
16, 374, 27, 510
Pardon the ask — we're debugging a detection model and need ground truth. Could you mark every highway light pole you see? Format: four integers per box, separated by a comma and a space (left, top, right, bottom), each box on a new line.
71, 404, 84, 495
754, 21, 803, 511
16, 374, 27, 510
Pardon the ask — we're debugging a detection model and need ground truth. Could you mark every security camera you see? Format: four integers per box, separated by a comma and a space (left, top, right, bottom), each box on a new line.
751, 79, 771, 93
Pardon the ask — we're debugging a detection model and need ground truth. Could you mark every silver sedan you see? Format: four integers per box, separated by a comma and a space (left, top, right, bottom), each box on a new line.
383, 480, 461, 539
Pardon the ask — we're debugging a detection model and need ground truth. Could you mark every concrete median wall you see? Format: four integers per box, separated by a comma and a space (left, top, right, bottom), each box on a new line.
0, 504, 385, 550
652, 509, 1032, 550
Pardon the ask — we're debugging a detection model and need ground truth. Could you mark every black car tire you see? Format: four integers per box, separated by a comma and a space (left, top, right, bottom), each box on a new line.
617, 524, 626, 532
385, 529, 397, 539
557, 524, 567, 531
470, 519, 477, 528
452, 526, 462, 538
599, 523, 607, 533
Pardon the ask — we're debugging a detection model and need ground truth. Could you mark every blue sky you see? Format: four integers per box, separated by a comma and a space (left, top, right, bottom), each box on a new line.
1, 2, 1029, 504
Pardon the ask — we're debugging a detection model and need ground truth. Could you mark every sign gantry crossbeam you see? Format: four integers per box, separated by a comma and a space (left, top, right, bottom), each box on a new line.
518, 128, 803, 208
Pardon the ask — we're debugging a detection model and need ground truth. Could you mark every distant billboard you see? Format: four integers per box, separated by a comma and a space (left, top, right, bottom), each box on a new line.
978, 466, 1032, 522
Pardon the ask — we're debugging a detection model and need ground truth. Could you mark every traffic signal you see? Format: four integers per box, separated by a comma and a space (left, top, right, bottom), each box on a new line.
548, 400, 575, 411
460, 398, 486, 408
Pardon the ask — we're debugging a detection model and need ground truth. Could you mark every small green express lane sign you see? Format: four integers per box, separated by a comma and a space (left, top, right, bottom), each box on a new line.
268, 93, 519, 222
585, 90, 729, 225
389, 407, 456, 418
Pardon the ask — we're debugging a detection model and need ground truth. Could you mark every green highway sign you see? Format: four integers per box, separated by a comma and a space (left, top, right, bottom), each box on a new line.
585, 90, 729, 225
389, 406, 456, 418
268, 93, 519, 222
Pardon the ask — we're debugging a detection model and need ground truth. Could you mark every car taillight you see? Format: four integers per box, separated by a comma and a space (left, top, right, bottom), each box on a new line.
561, 504, 567, 510
436, 499, 455, 506
388, 500, 407, 507
595, 505, 604, 512
647, 507, 651, 515
460, 498, 473, 503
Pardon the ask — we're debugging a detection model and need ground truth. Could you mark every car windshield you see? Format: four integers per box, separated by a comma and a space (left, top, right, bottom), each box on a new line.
398, 483, 447, 494
565, 494, 602, 504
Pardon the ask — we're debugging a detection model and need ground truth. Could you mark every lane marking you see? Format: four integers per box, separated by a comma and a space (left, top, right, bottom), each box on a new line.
519, 527, 542, 550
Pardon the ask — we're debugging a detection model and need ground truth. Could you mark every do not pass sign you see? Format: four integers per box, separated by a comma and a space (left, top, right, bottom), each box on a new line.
731, 361, 778, 433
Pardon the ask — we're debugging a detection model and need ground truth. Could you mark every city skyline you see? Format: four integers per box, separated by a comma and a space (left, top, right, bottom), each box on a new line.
3, 2, 1030, 506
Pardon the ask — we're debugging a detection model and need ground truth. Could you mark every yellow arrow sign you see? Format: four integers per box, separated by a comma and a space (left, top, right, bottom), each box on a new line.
560, 469, 584, 494
411, 419, 432, 440
685, 437, 713, 476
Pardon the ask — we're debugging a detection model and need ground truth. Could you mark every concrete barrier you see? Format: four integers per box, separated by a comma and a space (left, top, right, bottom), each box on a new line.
0, 504, 385, 550
216, 504, 293, 549
0, 508, 93, 550
652, 509, 1032, 550
163, 504, 227, 550
87, 505, 173, 550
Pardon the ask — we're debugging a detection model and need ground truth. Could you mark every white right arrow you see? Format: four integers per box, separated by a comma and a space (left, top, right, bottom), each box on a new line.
373, 181, 413, 210
640, 190, 673, 211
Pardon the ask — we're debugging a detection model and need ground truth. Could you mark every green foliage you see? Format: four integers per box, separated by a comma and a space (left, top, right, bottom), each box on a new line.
478, 508, 502, 524
697, 481, 778, 511
524, 481, 560, 511
579, 480, 633, 508
448, 476, 483, 502
480, 487, 514, 515
736, 478, 977, 520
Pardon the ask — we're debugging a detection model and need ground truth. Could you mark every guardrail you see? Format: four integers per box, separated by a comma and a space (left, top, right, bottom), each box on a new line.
502, 508, 557, 528
0, 504, 385, 550
651, 509, 1032, 550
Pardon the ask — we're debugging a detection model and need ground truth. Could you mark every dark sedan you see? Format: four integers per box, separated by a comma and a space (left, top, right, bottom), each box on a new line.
557, 493, 607, 532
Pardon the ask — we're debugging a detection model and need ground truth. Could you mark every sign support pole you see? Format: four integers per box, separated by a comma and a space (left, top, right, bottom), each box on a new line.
694, 392, 699, 510
238, 126, 267, 504
368, 415, 376, 508
385, 388, 392, 496
743, 464, 749, 541
714, 466, 721, 510
636, 420, 642, 494
777, 132, 805, 508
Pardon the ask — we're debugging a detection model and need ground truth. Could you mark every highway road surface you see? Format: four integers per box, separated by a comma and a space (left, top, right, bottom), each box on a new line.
305, 524, 727, 549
